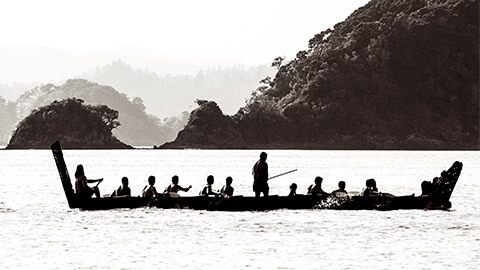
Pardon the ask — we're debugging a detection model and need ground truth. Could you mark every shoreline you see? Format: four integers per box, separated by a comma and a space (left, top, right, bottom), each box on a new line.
1, 146, 478, 151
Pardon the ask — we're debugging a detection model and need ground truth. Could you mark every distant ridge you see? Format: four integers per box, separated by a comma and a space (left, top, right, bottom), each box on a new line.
80, 60, 274, 117
15, 79, 178, 146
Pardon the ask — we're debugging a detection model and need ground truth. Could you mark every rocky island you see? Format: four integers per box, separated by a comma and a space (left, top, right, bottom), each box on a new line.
160, 100, 246, 149
7, 98, 131, 149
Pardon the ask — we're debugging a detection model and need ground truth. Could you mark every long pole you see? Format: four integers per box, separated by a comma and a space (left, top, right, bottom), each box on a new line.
268, 169, 298, 180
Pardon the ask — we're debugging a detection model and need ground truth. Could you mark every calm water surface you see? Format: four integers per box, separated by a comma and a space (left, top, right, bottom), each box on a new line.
0, 150, 479, 269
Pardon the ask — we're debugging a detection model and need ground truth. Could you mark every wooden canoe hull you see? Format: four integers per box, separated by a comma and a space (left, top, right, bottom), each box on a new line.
151, 194, 323, 211
70, 196, 150, 210
65, 194, 452, 211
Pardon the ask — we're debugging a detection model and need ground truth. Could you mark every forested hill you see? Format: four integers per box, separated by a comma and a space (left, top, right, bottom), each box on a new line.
162, 0, 479, 150
7, 98, 131, 149
15, 79, 179, 146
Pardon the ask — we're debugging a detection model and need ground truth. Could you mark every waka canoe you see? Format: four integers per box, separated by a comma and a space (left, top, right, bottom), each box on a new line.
51, 141, 462, 211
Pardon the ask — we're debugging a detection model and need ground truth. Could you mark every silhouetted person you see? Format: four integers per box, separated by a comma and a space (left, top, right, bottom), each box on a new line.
288, 183, 297, 197
220, 176, 234, 198
165, 175, 191, 194
421, 180, 433, 197
362, 178, 379, 197
111, 176, 131, 197
307, 176, 329, 196
253, 152, 269, 197
200, 175, 219, 196
332, 181, 348, 197
142, 176, 159, 198
74, 164, 102, 199
440, 170, 448, 180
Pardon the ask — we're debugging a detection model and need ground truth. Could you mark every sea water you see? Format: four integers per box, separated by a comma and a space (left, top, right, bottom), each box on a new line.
0, 149, 479, 269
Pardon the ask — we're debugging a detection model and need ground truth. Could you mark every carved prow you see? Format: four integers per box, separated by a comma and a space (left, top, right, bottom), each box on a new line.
432, 161, 462, 203
51, 141, 75, 208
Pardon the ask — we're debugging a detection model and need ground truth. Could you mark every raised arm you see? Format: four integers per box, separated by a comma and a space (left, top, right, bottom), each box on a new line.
207, 185, 219, 196
178, 185, 192, 192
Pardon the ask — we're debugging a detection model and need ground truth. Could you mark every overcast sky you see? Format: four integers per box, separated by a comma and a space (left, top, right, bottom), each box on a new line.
0, 0, 370, 84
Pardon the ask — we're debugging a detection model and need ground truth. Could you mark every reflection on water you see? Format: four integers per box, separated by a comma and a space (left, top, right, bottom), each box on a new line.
0, 150, 479, 269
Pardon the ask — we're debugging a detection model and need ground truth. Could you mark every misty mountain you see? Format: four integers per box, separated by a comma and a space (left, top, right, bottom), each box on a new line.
163, 0, 479, 150
80, 60, 274, 117
14, 79, 183, 146
0, 95, 17, 145
0, 44, 256, 86
0, 82, 37, 102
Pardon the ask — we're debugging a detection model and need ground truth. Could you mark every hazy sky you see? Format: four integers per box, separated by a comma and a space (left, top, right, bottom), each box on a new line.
0, 0, 370, 84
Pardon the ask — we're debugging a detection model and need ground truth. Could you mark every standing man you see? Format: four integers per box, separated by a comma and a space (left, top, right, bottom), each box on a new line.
253, 152, 269, 197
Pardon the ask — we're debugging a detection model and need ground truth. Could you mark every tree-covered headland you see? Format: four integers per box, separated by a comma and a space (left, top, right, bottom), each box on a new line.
163, 0, 479, 149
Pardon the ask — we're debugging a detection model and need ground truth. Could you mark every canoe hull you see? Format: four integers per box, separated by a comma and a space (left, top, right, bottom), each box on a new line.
151, 195, 323, 211
66, 194, 453, 211
336, 195, 451, 211
70, 196, 150, 210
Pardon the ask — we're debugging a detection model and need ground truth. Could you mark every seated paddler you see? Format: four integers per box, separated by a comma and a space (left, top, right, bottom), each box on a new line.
332, 181, 348, 197
200, 175, 219, 196
307, 176, 330, 196
111, 176, 131, 197
420, 180, 433, 197
74, 164, 102, 199
142, 175, 159, 198
288, 183, 297, 197
165, 175, 192, 194
361, 178, 379, 197
220, 176, 234, 198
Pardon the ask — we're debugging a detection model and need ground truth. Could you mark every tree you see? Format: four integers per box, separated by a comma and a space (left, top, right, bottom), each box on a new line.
91, 105, 121, 130
132, 96, 146, 111
271, 56, 285, 69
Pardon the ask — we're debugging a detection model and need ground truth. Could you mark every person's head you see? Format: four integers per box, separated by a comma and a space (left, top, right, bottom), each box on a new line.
207, 175, 214, 185
148, 175, 156, 185
75, 164, 84, 178
226, 176, 233, 185
338, 181, 346, 190
122, 177, 129, 186
172, 175, 179, 185
290, 183, 297, 191
314, 176, 323, 185
366, 178, 376, 188
260, 152, 267, 161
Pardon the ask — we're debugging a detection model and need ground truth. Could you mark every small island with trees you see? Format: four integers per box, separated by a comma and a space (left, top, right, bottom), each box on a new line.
7, 98, 131, 149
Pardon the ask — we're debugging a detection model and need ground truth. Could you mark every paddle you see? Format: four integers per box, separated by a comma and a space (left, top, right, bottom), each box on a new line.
93, 178, 103, 187
268, 169, 297, 180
